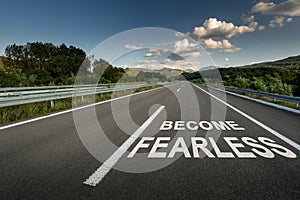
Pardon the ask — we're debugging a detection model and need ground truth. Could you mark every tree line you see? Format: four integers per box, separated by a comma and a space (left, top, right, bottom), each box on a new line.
2, 42, 300, 97
0, 42, 125, 86
182, 66, 300, 96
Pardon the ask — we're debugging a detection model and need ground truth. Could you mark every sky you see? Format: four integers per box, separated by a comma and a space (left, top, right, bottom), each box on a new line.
0, 0, 300, 69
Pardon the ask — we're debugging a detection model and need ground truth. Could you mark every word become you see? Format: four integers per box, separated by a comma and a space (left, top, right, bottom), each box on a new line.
160, 120, 245, 131
127, 136, 297, 159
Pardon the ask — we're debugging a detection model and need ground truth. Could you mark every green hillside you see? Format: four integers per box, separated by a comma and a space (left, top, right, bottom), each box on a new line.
182, 55, 300, 96
243, 55, 300, 69
123, 67, 183, 82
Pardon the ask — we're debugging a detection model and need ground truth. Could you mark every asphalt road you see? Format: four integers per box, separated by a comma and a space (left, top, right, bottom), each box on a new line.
0, 82, 299, 200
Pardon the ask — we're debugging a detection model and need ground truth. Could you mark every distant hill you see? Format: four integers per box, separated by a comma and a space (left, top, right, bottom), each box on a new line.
275, 55, 300, 63
199, 65, 218, 71
242, 55, 300, 69
124, 67, 183, 80
184, 68, 196, 73
182, 54, 300, 96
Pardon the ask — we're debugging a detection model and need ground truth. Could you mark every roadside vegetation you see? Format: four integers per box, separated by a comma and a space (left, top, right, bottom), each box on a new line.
0, 42, 168, 123
226, 90, 300, 111
182, 60, 300, 97
0, 42, 125, 86
0, 85, 161, 124
1, 41, 300, 123
181, 56, 300, 110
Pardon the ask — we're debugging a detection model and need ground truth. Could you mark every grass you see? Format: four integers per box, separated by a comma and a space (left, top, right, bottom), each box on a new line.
0, 85, 162, 124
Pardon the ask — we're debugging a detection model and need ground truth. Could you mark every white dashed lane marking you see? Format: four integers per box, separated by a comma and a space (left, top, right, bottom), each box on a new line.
83, 105, 165, 187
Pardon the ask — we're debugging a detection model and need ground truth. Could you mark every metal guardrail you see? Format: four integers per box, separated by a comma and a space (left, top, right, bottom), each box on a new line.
224, 86, 300, 107
0, 82, 167, 108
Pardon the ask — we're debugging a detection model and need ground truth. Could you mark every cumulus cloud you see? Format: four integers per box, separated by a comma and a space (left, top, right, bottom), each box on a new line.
252, 0, 300, 17
162, 59, 199, 70
269, 16, 286, 27
145, 48, 167, 57
222, 48, 241, 53
251, 1, 300, 28
135, 58, 199, 71
135, 59, 159, 64
241, 13, 255, 24
192, 18, 258, 39
238, 21, 258, 34
202, 38, 241, 53
173, 39, 200, 58
124, 44, 141, 50
174, 32, 186, 37
258, 25, 266, 30
204, 38, 232, 49
241, 13, 265, 31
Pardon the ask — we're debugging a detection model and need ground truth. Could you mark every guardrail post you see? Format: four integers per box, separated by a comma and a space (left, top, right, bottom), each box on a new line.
296, 103, 299, 108
50, 100, 54, 108
81, 96, 84, 102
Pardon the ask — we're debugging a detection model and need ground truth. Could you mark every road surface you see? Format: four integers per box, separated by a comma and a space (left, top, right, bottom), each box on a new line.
0, 82, 299, 199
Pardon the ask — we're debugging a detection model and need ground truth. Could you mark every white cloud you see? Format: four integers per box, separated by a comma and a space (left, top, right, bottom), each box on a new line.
241, 14, 255, 24
203, 38, 241, 53
251, 1, 299, 28
189, 15, 266, 54
204, 38, 232, 49
252, 0, 300, 17
162, 59, 199, 70
175, 32, 186, 37
173, 39, 200, 58
136, 59, 159, 64
269, 16, 286, 28
135, 58, 199, 71
238, 21, 258, 34
145, 48, 167, 57
124, 44, 141, 50
258, 25, 266, 31
192, 18, 258, 39
222, 48, 241, 53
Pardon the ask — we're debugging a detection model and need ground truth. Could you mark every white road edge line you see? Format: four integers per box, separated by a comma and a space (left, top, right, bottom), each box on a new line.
83, 105, 165, 187
192, 83, 300, 151
0, 84, 175, 131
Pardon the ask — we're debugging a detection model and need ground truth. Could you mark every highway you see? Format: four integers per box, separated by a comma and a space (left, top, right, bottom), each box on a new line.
0, 82, 299, 199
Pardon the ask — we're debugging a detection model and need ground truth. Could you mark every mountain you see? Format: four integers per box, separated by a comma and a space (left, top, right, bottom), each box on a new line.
199, 65, 219, 71
242, 55, 300, 68
275, 55, 300, 63
184, 68, 196, 73
124, 67, 183, 78
181, 54, 300, 96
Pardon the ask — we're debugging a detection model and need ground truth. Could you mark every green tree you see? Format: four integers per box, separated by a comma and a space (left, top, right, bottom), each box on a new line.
233, 77, 250, 88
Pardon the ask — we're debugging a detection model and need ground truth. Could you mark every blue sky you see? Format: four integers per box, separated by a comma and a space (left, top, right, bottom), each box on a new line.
0, 0, 300, 69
